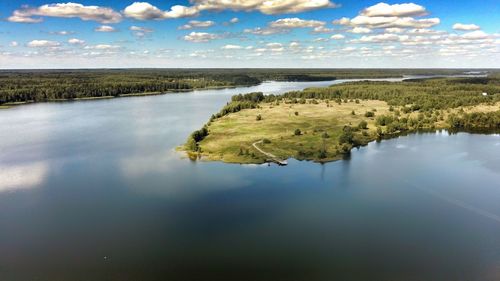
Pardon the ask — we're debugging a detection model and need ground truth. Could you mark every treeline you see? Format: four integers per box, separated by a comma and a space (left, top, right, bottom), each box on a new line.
0, 70, 260, 104
3, 69, 495, 105
448, 111, 500, 130
270, 77, 500, 111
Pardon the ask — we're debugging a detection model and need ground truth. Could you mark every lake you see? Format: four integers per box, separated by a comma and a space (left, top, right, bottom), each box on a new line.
0, 79, 499, 281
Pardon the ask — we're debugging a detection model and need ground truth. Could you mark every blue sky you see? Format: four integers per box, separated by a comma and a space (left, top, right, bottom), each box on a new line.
0, 0, 498, 68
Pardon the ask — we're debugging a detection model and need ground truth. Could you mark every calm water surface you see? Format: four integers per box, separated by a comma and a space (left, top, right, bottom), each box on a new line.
0, 80, 499, 281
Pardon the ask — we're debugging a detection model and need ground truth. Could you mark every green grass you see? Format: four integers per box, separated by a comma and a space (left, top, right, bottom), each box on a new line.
190, 99, 500, 164
198, 99, 390, 163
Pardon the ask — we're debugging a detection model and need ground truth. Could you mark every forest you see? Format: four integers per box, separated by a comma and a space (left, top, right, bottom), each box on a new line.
0, 68, 490, 105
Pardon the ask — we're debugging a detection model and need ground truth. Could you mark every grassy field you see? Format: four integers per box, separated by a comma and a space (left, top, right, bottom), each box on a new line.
191, 99, 500, 164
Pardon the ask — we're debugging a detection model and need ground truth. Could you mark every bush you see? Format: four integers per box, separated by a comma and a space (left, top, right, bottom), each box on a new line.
256, 114, 262, 121
358, 120, 368, 129
294, 129, 302, 136
365, 111, 375, 117
263, 138, 271, 144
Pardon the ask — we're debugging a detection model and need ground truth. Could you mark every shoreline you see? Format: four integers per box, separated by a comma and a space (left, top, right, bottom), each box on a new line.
0, 84, 255, 109
181, 77, 499, 165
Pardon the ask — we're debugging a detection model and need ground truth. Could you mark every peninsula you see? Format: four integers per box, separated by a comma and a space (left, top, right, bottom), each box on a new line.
183, 76, 500, 164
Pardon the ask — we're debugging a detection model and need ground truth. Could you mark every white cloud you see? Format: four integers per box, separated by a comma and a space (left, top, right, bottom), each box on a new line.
183, 32, 219, 43
124, 0, 337, 21
350, 27, 372, 34
349, 16, 440, 29
84, 44, 121, 50
245, 17, 328, 36
68, 38, 85, 45
453, 23, 480, 31
124, 2, 199, 20
230, 17, 239, 24
461, 30, 489, 40
361, 2, 428, 17
8, 3, 122, 24
27, 40, 61, 48
312, 26, 333, 33
221, 44, 243, 50
269, 18, 325, 29
130, 26, 154, 38
333, 2, 439, 30
179, 20, 215, 30
385, 27, 405, 33
407, 28, 445, 35
130, 26, 153, 32
354, 33, 408, 43
266, 42, 284, 51
193, 0, 338, 15
244, 27, 288, 35
9, 41, 19, 47
330, 34, 345, 40
94, 25, 116, 32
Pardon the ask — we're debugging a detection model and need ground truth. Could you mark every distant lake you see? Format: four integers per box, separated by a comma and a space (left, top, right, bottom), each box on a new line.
0, 78, 499, 281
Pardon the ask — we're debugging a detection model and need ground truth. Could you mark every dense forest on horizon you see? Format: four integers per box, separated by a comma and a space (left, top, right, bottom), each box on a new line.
1, 68, 496, 105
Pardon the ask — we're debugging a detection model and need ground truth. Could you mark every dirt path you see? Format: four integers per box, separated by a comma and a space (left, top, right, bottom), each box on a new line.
252, 140, 287, 165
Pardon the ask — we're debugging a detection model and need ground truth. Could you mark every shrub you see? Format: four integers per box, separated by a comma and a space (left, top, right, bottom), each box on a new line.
358, 120, 368, 130
294, 128, 302, 136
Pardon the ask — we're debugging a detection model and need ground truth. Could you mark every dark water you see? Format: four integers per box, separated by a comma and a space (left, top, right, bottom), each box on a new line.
0, 80, 499, 281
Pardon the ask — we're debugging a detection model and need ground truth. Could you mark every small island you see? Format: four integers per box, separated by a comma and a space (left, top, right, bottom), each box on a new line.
183, 76, 500, 164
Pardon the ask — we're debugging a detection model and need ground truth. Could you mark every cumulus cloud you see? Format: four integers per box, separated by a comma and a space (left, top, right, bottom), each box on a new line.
68, 38, 85, 45
460, 30, 489, 40
8, 2, 122, 24
245, 17, 328, 36
27, 40, 61, 48
9, 41, 19, 47
244, 27, 288, 35
266, 42, 284, 52
221, 44, 243, 50
124, 2, 199, 20
94, 25, 116, 32
453, 23, 480, 31
183, 32, 219, 42
269, 18, 325, 29
354, 33, 407, 43
179, 20, 215, 30
193, 0, 338, 15
130, 25, 154, 38
124, 0, 337, 21
84, 44, 121, 50
347, 16, 440, 29
333, 2, 439, 29
360, 2, 428, 17
350, 27, 372, 34
330, 34, 345, 40
230, 17, 239, 24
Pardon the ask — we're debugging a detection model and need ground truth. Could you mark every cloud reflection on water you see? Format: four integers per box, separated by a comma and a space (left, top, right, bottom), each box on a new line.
0, 161, 48, 192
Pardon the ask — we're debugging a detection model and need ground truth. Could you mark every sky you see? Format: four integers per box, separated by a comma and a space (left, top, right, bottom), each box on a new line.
0, 0, 498, 68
